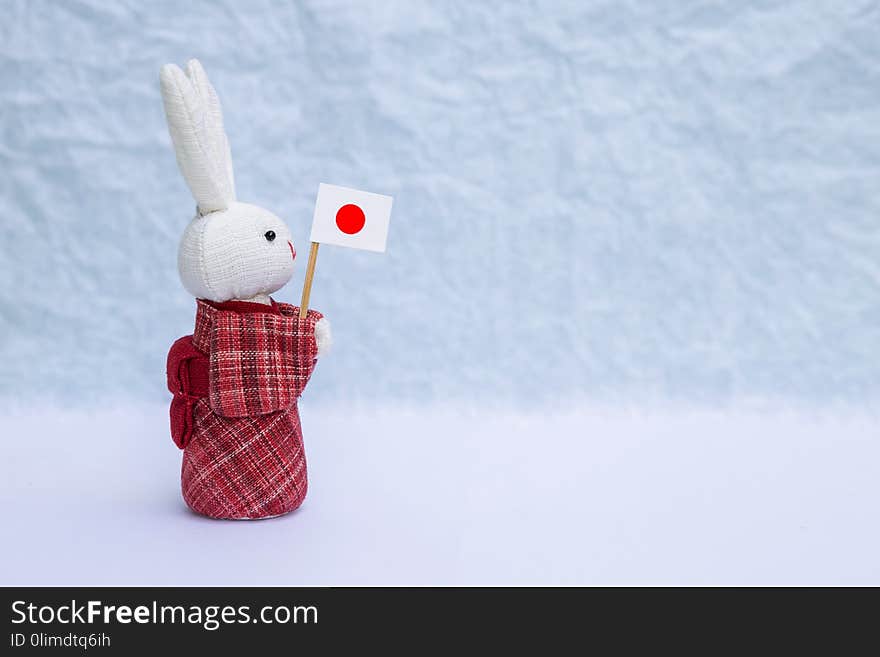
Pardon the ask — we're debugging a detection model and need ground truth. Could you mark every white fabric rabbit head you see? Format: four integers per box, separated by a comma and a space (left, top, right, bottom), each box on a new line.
160, 59, 295, 303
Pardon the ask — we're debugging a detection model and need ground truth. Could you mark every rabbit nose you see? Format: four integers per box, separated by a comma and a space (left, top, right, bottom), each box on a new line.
288, 241, 296, 260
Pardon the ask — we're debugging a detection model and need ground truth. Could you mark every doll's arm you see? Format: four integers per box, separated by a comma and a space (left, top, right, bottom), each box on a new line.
207, 308, 322, 418
315, 317, 332, 357
277, 308, 323, 401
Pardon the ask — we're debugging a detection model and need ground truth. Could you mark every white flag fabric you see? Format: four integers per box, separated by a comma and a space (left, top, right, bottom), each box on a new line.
309, 183, 393, 253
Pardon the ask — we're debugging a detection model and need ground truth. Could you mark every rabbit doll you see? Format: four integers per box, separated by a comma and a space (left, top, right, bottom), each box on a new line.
160, 59, 330, 519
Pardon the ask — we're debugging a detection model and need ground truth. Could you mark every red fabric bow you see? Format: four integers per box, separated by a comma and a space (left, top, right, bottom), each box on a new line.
166, 336, 208, 449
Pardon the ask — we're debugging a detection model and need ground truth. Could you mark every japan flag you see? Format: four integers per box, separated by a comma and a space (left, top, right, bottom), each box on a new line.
309, 183, 393, 253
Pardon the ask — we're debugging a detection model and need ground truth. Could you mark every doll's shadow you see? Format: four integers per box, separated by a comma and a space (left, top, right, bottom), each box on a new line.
176, 499, 305, 523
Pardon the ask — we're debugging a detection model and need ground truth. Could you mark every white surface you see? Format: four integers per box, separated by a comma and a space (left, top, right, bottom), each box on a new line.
2, 1, 879, 405
1, 404, 877, 585
310, 183, 392, 253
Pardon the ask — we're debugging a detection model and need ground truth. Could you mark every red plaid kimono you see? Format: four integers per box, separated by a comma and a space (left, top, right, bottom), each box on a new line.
166, 298, 322, 519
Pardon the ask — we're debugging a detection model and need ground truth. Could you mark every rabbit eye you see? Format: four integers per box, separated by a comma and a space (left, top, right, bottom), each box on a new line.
264, 230, 276, 242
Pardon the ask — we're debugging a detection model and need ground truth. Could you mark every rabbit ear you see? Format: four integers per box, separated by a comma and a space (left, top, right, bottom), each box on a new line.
184, 59, 236, 201
160, 61, 235, 213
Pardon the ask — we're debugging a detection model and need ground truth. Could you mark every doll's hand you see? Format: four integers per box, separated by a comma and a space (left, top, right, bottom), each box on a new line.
315, 318, 332, 357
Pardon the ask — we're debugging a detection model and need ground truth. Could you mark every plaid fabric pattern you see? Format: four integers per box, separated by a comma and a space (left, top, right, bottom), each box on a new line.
193, 300, 320, 417
181, 397, 309, 519
168, 299, 321, 519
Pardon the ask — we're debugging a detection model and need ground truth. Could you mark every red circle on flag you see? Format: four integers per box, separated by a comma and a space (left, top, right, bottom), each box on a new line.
335, 204, 366, 234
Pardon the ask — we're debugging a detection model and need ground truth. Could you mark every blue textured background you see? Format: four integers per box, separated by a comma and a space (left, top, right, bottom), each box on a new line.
2, 0, 879, 405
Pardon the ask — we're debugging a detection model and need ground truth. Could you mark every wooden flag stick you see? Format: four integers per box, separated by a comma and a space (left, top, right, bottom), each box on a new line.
299, 242, 320, 319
